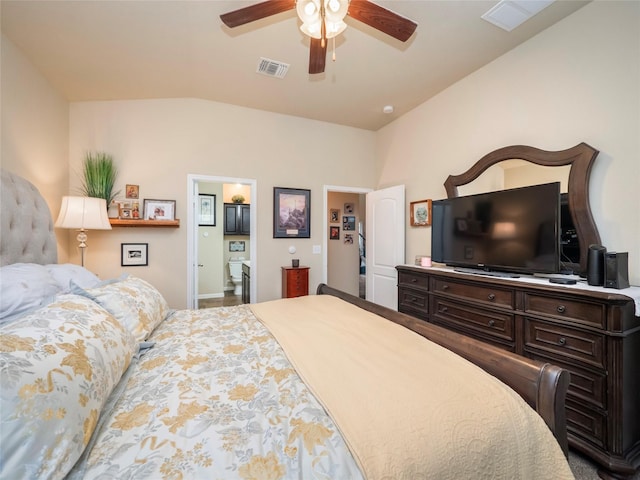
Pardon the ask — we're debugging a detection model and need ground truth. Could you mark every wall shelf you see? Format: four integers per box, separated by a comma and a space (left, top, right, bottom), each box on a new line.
109, 218, 180, 228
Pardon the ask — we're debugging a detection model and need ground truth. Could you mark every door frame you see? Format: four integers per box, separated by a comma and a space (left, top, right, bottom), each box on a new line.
322, 185, 372, 286
187, 174, 257, 309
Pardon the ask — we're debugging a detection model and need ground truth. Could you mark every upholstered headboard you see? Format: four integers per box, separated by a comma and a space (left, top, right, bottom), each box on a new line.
0, 169, 58, 266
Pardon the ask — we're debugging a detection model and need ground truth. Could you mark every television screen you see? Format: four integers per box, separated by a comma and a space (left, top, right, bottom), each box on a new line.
431, 182, 561, 275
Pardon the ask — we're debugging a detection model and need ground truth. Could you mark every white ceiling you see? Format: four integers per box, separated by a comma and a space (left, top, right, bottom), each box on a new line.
1, 0, 589, 131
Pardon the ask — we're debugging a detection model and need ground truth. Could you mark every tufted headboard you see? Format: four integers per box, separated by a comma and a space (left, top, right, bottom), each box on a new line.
0, 169, 58, 266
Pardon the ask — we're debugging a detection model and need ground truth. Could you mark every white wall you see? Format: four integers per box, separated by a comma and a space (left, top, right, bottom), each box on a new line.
377, 1, 640, 285
1, 34, 70, 260
68, 99, 376, 307
197, 182, 224, 298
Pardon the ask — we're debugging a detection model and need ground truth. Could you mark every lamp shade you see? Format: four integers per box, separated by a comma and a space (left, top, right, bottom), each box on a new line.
55, 196, 112, 230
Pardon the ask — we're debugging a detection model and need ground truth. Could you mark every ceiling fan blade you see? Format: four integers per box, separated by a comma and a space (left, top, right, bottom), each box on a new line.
220, 0, 296, 28
348, 0, 417, 42
309, 37, 327, 74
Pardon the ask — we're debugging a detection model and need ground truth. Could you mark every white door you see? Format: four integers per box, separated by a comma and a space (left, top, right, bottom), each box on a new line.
366, 185, 405, 309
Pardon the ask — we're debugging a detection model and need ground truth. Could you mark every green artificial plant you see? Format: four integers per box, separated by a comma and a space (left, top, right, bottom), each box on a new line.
80, 152, 120, 206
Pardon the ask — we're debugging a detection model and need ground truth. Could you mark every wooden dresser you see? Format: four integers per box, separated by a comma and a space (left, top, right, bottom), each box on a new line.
397, 265, 640, 479
281, 266, 309, 298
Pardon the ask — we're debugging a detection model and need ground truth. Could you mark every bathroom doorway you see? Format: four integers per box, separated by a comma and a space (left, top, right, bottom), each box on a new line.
186, 174, 257, 309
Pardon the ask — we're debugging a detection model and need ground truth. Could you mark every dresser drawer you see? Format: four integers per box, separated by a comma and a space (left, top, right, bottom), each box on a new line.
566, 399, 606, 449
524, 318, 605, 369
523, 293, 606, 329
527, 351, 606, 410
432, 297, 515, 344
431, 278, 514, 309
398, 287, 428, 317
398, 271, 429, 290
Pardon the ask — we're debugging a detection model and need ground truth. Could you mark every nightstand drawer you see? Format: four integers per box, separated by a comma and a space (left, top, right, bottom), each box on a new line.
432, 297, 515, 344
524, 318, 605, 369
431, 278, 514, 309
523, 293, 605, 329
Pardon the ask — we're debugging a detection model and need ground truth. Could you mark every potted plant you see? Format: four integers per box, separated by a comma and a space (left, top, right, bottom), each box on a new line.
80, 152, 120, 208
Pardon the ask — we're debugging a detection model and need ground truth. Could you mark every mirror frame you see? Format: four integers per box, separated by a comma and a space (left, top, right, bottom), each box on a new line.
443, 142, 601, 275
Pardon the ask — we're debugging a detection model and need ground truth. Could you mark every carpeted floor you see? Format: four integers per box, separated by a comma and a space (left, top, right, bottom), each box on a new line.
569, 449, 639, 479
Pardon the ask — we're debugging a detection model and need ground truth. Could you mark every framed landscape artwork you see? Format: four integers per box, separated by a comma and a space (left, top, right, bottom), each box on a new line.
273, 187, 310, 238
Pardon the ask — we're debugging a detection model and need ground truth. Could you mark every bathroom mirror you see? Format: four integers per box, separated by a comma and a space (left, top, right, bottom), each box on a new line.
444, 143, 601, 275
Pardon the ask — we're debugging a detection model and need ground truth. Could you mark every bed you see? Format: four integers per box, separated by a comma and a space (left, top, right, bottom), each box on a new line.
0, 169, 574, 479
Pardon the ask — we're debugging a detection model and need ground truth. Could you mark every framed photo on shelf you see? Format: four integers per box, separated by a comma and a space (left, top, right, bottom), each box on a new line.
410, 199, 432, 226
126, 184, 139, 199
143, 199, 176, 221
121, 243, 148, 267
273, 187, 310, 238
198, 194, 216, 226
330, 226, 340, 240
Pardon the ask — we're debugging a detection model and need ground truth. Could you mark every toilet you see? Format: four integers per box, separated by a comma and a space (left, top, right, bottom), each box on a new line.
228, 258, 244, 295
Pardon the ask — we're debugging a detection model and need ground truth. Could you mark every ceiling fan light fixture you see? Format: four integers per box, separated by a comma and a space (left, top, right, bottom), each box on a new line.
297, 0, 349, 40
296, 0, 321, 24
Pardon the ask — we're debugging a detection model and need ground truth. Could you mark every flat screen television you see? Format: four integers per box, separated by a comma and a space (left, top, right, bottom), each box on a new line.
431, 182, 561, 276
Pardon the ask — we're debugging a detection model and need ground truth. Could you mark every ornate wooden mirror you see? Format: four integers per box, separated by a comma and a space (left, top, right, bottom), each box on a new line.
443, 143, 601, 275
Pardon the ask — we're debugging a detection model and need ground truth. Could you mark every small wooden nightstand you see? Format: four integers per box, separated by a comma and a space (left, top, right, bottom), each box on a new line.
281, 266, 309, 298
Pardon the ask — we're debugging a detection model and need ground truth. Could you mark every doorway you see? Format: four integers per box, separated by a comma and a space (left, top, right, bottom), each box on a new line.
323, 186, 371, 298
187, 174, 257, 309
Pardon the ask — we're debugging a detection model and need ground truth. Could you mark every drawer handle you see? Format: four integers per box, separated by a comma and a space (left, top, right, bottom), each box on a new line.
442, 285, 449, 291
487, 293, 496, 301
558, 337, 567, 346
488, 320, 495, 327
440, 307, 448, 314
411, 278, 417, 283
557, 305, 566, 314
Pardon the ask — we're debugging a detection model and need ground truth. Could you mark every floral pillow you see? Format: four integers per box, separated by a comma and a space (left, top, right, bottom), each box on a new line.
72, 275, 170, 342
0, 294, 137, 480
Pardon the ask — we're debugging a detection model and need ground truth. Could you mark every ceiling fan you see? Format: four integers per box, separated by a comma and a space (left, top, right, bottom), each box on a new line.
220, 0, 417, 74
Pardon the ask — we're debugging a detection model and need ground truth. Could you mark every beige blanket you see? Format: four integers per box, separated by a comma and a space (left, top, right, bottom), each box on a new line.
251, 295, 575, 480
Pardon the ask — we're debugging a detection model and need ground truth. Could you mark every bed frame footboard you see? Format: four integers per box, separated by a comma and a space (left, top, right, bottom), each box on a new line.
316, 283, 570, 456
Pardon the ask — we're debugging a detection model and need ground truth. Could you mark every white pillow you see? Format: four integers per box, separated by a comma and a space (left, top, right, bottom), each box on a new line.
0, 294, 137, 479
0, 263, 60, 325
46, 263, 101, 292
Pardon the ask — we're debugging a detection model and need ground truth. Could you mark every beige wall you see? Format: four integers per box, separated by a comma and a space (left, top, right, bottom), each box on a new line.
377, 1, 640, 285
1, 34, 70, 260
67, 99, 376, 307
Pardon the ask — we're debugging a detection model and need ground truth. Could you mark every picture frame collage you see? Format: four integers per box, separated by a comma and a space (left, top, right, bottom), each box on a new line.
329, 202, 356, 244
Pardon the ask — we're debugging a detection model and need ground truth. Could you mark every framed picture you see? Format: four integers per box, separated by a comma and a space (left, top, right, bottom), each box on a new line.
330, 208, 340, 223
121, 243, 148, 267
344, 202, 354, 214
342, 215, 355, 231
126, 184, 139, 199
330, 226, 340, 240
143, 199, 176, 221
229, 240, 245, 252
198, 194, 216, 226
344, 233, 354, 244
410, 199, 432, 226
273, 187, 310, 238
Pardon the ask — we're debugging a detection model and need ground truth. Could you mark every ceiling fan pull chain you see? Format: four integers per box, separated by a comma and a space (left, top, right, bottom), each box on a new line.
332, 36, 336, 62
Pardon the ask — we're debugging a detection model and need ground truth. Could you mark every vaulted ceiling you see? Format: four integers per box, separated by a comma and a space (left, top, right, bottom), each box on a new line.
1, 0, 588, 130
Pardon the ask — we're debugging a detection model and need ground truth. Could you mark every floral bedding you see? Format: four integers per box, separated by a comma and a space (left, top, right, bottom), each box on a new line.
66, 304, 362, 480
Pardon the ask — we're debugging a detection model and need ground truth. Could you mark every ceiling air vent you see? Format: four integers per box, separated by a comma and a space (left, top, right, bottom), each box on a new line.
257, 57, 289, 79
